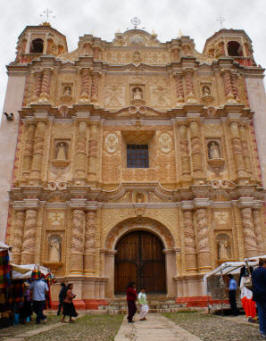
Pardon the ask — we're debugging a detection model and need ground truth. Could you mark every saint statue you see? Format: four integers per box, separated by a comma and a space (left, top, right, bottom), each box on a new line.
133, 87, 143, 100
209, 142, 220, 159
63, 86, 72, 96
56, 142, 67, 160
202, 86, 211, 96
48, 236, 61, 263
218, 239, 230, 260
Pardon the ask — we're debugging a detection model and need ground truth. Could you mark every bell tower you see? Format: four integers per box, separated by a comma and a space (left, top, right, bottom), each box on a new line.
15, 22, 68, 64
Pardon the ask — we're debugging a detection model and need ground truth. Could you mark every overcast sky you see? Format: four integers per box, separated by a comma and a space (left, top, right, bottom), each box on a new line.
0, 0, 265, 113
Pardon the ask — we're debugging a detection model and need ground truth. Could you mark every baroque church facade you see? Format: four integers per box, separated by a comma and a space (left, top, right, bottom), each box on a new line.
0, 21, 265, 307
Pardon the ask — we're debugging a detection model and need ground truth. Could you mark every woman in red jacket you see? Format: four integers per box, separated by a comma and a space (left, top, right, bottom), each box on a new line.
126, 282, 137, 323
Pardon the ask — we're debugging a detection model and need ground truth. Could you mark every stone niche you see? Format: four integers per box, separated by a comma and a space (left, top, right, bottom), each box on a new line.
206, 139, 225, 175
51, 139, 71, 168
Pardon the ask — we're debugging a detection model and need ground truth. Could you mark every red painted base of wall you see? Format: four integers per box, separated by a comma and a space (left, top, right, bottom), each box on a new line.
176, 296, 229, 307
51, 299, 108, 310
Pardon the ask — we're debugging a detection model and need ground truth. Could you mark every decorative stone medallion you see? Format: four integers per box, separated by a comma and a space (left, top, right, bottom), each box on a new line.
159, 133, 172, 153
105, 133, 118, 153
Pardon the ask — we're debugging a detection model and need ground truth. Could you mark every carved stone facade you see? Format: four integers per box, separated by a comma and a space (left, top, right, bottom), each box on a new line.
0, 23, 265, 306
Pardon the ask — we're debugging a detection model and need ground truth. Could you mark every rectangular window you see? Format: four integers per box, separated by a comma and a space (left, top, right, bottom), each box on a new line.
127, 144, 149, 168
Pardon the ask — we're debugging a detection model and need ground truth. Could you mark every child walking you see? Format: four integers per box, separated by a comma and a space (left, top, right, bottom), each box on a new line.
138, 288, 149, 321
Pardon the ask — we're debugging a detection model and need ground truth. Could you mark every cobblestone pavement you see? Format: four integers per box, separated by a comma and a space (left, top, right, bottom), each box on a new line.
164, 311, 262, 341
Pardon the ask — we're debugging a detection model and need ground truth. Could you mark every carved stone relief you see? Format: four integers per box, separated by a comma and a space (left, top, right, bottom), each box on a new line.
159, 133, 172, 153
105, 133, 119, 153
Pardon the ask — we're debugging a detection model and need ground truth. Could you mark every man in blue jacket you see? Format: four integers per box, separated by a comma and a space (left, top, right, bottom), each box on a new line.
252, 258, 266, 339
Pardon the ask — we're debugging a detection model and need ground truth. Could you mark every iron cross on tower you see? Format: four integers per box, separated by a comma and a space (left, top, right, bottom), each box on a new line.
217, 16, 225, 28
40, 8, 55, 22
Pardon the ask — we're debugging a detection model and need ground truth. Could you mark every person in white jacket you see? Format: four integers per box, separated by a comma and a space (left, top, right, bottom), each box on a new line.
138, 289, 149, 321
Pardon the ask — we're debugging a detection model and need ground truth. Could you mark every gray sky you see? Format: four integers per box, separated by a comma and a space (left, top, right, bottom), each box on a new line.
1, 0, 265, 112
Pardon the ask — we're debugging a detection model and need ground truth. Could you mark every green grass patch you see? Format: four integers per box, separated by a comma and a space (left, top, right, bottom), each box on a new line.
25, 314, 123, 341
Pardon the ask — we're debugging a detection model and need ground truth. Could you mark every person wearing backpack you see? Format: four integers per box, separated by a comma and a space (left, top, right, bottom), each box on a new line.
57, 283, 66, 316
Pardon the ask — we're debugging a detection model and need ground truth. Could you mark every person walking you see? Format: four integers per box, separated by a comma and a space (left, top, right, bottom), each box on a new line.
61, 283, 78, 323
252, 258, 266, 339
138, 288, 149, 321
29, 276, 48, 324
126, 282, 137, 323
57, 282, 66, 316
227, 274, 238, 316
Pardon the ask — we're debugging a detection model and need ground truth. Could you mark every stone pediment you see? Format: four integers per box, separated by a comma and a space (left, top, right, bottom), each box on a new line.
115, 105, 163, 118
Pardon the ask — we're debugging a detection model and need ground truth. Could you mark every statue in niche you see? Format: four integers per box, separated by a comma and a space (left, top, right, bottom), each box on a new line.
56, 142, 68, 160
48, 235, 61, 263
202, 85, 211, 96
133, 87, 143, 100
63, 86, 72, 96
208, 141, 220, 159
217, 238, 230, 260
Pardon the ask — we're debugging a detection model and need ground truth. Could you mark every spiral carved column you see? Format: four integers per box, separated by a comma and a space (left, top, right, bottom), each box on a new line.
32, 71, 42, 102
80, 68, 90, 101
184, 70, 196, 102
253, 208, 263, 254
12, 210, 25, 264
240, 207, 258, 257
239, 124, 252, 175
91, 73, 99, 102
21, 209, 38, 264
74, 121, 87, 182
70, 209, 85, 274
189, 120, 204, 178
30, 121, 46, 183
40, 68, 52, 101
88, 124, 98, 181
84, 209, 97, 276
174, 73, 184, 103
183, 209, 197, 271
229, 121, 246, 179
222, 70, 235, 102
195, 208, 211, 270
179, 124, 191, 179
22, 123, 35, 181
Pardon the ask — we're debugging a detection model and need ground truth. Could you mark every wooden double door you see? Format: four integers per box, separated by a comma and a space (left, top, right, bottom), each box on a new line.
115, 231, 166, 294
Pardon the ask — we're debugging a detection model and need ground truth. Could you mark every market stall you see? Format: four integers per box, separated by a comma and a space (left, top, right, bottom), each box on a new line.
203, 255, 266, 312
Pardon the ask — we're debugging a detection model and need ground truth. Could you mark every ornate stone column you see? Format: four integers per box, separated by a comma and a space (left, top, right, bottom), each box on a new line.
84, 207, 97, 276
184, 69, 196, 102
74, 121, 87, 183
239, 124, 252, 175
90, 73, 99, 102
32, 71, 42, 102
231, 73, 239, 101
179, 124, 191, 180
40, 68, 52, 102
195, 204, 211, 271
12, 209, 25, 264
22, 123, 35, 181
174, 73, 184, 104
21, 209, 38, 264
182, 202, 197, 271
240, 207, 258, 257
253, 206, 264, 254
189, 120, 204, 178
30, 121, 46, 183
80, 68, 90, 101
229, 121, 246, 179
88, 123, 98, 181
222, 70, 235, 103
70, 209, 85, 275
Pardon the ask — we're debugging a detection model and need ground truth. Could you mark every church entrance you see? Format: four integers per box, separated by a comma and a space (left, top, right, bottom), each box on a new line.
115, 231, 166, 294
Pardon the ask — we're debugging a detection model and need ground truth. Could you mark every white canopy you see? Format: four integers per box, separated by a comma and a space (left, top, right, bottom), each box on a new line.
11, 264, 51, 280
0, 241, 11, 251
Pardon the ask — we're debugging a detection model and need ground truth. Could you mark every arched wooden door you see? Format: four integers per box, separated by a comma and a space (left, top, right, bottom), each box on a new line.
115, 231, 166, 294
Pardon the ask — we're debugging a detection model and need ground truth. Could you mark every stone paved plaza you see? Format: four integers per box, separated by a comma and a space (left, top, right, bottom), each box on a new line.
0, 311, 262, 341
